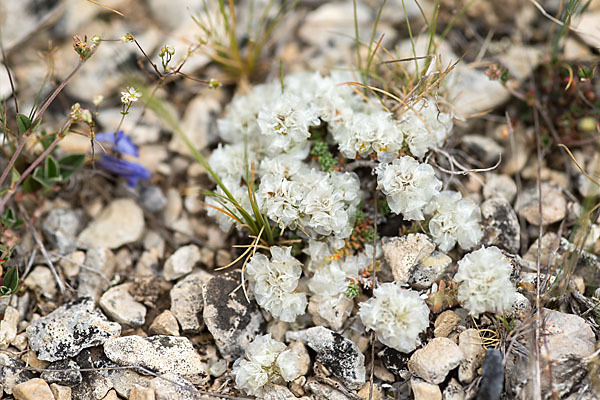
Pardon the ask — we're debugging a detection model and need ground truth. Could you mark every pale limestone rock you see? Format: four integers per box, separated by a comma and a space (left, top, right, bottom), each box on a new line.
50, 383, 72, 400
149, 310, 180, 336
411, 378, 442, 400
408, 338, 464, 384
12, 378, 54, 400
383, 234, 435, 284
458, 329, 484, 384
163, 245, 201, 281
99, 283, 147, 327
78, 198, 145, 249
0, 306, 19, 348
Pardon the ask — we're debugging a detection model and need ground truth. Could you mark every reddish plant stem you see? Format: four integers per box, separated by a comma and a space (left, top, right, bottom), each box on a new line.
0, 59, 84, 188
0, 120, 70, 212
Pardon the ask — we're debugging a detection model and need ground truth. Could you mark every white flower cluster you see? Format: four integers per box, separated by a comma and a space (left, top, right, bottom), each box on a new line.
376, 159, 482, 251
400, 98, 453, 158
209, 72, 453, 235
376, 156, 442, 220
245, 246, 307, 322
307, 243, 380, 327
424, 191, 483, 252
232, 334, 301, 396
257, 168, 361, 239
358, 283, 430, 353
454, 246, 517, 316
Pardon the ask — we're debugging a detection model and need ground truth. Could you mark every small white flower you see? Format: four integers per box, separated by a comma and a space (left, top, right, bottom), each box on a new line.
358, 283, 430, 353
233, 359, 269, 396
121, 87, 142, 105
454, 246, 517, 316
246, 334, 286, 367
232, 334, 300, 396
376, 156, 441, 220
257, 93, 320, 154
276, 350, 301, 381
424, 191, 483, 252
92, 94, 104, 106
245, 246, 307, 322
399, 98, 453, 158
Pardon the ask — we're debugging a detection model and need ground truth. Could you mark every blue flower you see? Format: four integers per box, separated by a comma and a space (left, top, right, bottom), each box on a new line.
94, 131, 151, 187
97, 155, 152, 187
95, 131, 139, 157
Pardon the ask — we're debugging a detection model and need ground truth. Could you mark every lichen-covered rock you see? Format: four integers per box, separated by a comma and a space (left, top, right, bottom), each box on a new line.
408, 338, 464, 384
71, 348, 152, 400
306, 326, 365, 390
408, 251, 452, 290
26, 298, 121, 362
103, 335, 208, 385
383, 234, 435, 284
202, 271, 265, 361
0, 353, 35, 394
379, 347, 410, 377
41, 359, 82, 386
170, 270, 212, 333
481, 197, 520, 254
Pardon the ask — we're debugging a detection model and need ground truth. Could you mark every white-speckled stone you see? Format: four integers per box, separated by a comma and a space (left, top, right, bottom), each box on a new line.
26, 298, 121, 362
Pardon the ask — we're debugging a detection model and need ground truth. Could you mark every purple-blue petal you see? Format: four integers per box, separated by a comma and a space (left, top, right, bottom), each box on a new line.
97, 155, 151, 187
95, 131, 139, 157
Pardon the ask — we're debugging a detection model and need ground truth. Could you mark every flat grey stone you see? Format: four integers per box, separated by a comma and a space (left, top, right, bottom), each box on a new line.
42, 208, 84, 254
170, 270, 212, 333
99, 283, 147, 327
78, 198, 145, 249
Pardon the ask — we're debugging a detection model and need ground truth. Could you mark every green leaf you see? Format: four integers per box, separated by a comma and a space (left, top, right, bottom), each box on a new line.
2, 267, 20, 293
44, 156, 60, 180
10, 168, 20, 185
21, 176, 41, 194
16, 114, 32, 135
59, 154, 86, 179
40, 132, 56, 151
32, 167, 53, 189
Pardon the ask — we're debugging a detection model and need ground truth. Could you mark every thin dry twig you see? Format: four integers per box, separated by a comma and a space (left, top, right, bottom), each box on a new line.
17, 204, 67, 298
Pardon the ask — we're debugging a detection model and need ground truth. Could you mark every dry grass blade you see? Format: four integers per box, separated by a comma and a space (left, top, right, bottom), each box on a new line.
85, 0, 124, 16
